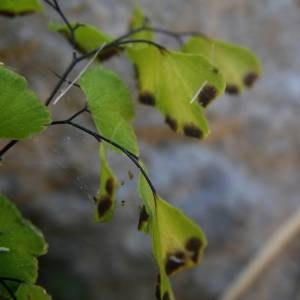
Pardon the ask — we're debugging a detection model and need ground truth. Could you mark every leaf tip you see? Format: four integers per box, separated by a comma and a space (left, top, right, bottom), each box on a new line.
225, 84, 240, 95
243, 72, 259, 88
183, 124, 203, 139
97, 195, 113, 218
185, 237, 204, 263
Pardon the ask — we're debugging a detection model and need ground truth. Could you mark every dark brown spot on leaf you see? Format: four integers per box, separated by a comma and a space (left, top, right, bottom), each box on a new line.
105, 178, 114, 196
0, 10, 35, 17
133, 64, 139, 79
243, 72, 258, 88
97, 47, 123, 61
225, 84, 240, 95
165, 252, 186, 275
198, 85, 217, 107
155, 274, 161, 300
97, 195, 112, 217
212, 67, 219, 74
163, 292, 170, 300
72, 37, 122, 61
165, 115, 178, 131
138, 205, 150, 230
133, 65, 140, 89
183, 124, 203, 139
186, 237, 202, 263
139, 91, 155, 106
174, 251, 186, 260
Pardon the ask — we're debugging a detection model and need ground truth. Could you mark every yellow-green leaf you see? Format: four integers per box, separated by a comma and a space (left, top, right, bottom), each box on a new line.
0, 0, 42, 16
0, 67, 51, 139
94, 144, 119, 222
182, 36, 262, 95
129, 5, 153, 42
50, 22, 121, 60
138, 174, 207, 300
131, 45, 225, 139
80, 66, 139, 155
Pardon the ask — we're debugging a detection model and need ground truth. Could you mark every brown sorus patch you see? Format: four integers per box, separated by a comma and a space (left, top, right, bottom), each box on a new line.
97, 195, 112, 217
138, 205, 150, 230
163, 292, 170, 300
105, 178, 114, 195
225, 84, 240, 95
165, 115, 178, 131
165, 252, 186, 275
198, 85, 217, 107
186, 237, 202, 263
139, 91, 156, 106
183, 124, 203, 139
243, 72, 258, 87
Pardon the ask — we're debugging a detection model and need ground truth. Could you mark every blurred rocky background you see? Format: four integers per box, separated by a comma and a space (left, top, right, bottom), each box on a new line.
1, 0, 300, 299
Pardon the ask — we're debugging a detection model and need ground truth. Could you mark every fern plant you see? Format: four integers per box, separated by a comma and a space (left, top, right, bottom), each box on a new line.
0, 0, 262, 299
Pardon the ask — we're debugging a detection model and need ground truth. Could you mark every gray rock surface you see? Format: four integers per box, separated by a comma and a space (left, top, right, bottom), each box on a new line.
1, 0, 300, 299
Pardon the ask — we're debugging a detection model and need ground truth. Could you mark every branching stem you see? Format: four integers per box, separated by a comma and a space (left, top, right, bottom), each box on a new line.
0, 279, 17, 300
50, 119, 157, 197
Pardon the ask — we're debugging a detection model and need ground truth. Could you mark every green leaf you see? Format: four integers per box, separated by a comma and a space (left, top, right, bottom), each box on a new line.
80, 66, 139, 155
131, 45, 225, 139
138, 174, 207, 300
129, 5, 153, 42
182, 36, 262, 95
0, 67, 51, 139
50, 22, 121, 60
0, 0, 42, 16
0, 194, 47, 284
15, 284, 52, 300
94, 144, 119, 222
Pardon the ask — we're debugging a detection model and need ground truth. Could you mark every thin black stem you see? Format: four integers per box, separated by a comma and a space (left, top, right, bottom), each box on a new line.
130, 26, 207, 46
144, 26, 206, 38
50, 70, 80, 88
0, 279, 17, 300
43, 0, 78, 58
50, 120, 157, 197
0, 140, 18, 160
45, 59, 77, 106
67, 106, 88, 121
114, 39, 166, 51
42, 0, 56, 9
77, 36, 166, 63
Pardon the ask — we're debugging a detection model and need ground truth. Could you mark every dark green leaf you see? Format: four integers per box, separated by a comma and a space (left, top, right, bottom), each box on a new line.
0, 194, 47, 284
0, 67, 51, 139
